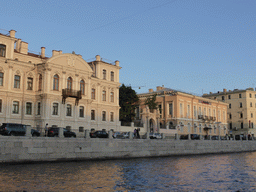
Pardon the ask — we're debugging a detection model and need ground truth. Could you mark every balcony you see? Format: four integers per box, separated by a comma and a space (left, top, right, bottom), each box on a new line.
62, 88, 82, 105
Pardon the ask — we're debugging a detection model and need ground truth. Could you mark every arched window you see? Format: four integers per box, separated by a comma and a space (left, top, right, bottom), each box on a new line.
110, 112, 114, 122
38, 74, 42, 91
53, 74, 59, 90
103, 69, 106, 80
67, 77, 72, 90
111, 71, 114, 81
0, 44, 6, 57
80, 80, 85, 95
27, 77, 33, 90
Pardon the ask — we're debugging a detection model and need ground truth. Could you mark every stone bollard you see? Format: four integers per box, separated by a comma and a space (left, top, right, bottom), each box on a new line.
84, 129, 90, 139
129, 131, 133, 139
200, 135, 203, 140
108, 130, 113, 139
59, 127, 64, 138
246, 135, 248, 140
188, 134, 191, 140
240, 135, 243, 141
146, 132, 150, 140
175, 134, 179, 140
25, 125, 32, 137
161, 133, 165, 139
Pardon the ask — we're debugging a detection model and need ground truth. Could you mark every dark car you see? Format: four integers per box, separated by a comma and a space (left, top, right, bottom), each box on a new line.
235, 135, 246, 140
180, 134, 189, 140
47, 127, 76, 138
0, 123, 26, 136
31, 129, 40, 137
90, 131, 108, 138
191, 134, 200, 140
211, 136, 219, 140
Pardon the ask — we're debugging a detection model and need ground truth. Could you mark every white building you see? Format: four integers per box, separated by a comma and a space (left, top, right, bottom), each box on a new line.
0, 29, 121, 135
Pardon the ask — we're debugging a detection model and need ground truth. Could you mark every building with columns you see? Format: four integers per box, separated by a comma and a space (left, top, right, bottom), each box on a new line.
0, 29, 121, 135
136, 86, 228, 137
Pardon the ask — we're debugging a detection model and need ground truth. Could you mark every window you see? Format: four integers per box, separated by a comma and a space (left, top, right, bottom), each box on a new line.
12, 101, 19, 114
187, 105, 190, 117
103, 69, 106, 80
102, 90, 106, 101
102, 111, 106, 121
27, 77, 33, 90
199, 107, 201, 115
14, 75, 20, 88
209, 108, 211, 116
110, 112, 114, 122
203, 108, 206, 115
214, 127, 216, 134
250, 102, 253, 107
0, 44, 6, 57
79, 106, 84, 118
80, 80, 85, 95
52, 103, 58, 115
250, 93, 252, 98
110, 92, 114, 102
239, 94, 242, 98
255, 94, 256, 98
193, 106, 196, 118
37, 102, 41, 115
66, 126, 71, 131
222, 96, 225, 101
0, 99, 2, 112
91, 110, 95, 120
228, 95, 231, 99
240, 113, 243, 118
229, 113, 232, 119
53, 74, 59, 90
229, 123, 232, 130
199, 124, 202, 133
241, 122, 243, 129
169, 103, 173, 116
67, 77, 72, 90
159, 105, 162, 114
213, 109, 216, 117
251, 113, 253, 118
91, 88, 95, 100
38, 74, 42, 91
187, 123, 191, 133
26, 102, 32, 115
240, 102, 242, 108
79, 127, 84, 132
229, 104, 231, 108
0, 72, 3, 86
252, 123, 254, 129
111, 71, 114, 81
66, 104, 72, 116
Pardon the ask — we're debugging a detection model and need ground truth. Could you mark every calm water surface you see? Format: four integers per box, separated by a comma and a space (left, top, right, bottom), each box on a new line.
0, 152, 256, 191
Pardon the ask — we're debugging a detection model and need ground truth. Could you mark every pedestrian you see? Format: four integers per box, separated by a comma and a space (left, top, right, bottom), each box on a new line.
45, 123, 48, 137
137, 128, 140, 139
134, 128, 137, 139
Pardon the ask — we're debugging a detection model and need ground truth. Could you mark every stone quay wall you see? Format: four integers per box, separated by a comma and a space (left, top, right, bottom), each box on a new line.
1, 136, 256, 164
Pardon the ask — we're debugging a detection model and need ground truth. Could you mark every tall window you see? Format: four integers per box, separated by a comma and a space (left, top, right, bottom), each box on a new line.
26, 102, 32, 115
0, 72, 3, 86
193, 106, 196, 118
80, 80, 85, 95
199, 124, 202, 133
67, 77, 72, 90
241, 122, 243, 129
239, 94, 242, 98
111, 71, 114, 81
169, 103, 173, 116
91, 88, 95, 99
79, 106, 84, 118
38, 74, 42, 91
27, 77, 33, 90
103, 70, 106, 80
199, 107, 201, 115
250, 102, 253, 107
102, 111, 106, 121
228, 95, 231, 99
66, 104, 72, 116
102, 90, 106, 101
0, 99, 2, 112
187, 105, 190, 117
12, 101, 19, 114
209, 109, 211, 116
240, 102, 243, 108
229, 123, 232, 130
110, 92, 114, 102
52, 103, 58, 115
180, 103, 183, 116
110, 112, 114, 122
250, 93, 252, 98
53, 74, 59, 90
0, 44, 6, 57
251, 113, 253, 118
14, 75, 20, 88
37, 102, 41, 115
91, 110, 95, 120
229, 103, 231, 108
222, 96, 225, 101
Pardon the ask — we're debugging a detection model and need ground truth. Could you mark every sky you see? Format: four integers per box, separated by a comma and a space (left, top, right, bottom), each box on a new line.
0, 0, 255, 95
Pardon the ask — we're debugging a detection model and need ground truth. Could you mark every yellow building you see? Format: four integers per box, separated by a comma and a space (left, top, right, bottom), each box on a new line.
0, 29, 121, 135
137, 86, 228, 137
203, 88, 256, 137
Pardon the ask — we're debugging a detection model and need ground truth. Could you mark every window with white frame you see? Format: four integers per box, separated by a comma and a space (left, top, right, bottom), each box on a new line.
79, 106, 84, 118
52, 103, 58, 115
26, 102, 32, 115
102, 111, 106, 121
102, 90, 106, 101
66, 104, 72, 116
12, 101, 19, 114
110, 92, 114, 102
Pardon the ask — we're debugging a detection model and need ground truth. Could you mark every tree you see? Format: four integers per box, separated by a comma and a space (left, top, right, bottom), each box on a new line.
119, 84, 139, 122
145, 94, 158, 112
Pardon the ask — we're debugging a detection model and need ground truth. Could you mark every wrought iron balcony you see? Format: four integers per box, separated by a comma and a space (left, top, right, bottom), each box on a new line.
62, 88, 82, 105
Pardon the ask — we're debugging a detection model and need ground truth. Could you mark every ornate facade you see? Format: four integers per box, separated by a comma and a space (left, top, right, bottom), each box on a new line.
0, 30, 121, 135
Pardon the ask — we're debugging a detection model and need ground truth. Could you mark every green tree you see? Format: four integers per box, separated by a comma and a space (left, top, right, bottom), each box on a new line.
119, 84, 139, 122
145, 94, 158, 112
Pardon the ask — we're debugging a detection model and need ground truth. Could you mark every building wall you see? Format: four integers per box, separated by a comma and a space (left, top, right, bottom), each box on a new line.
0, 30, 121, 134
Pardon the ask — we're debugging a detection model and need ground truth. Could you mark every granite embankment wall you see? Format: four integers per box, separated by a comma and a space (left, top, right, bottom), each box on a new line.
1, 136, 256, 164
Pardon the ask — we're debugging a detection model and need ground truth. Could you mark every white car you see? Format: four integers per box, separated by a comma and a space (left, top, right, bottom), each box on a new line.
149, 133, 162, 139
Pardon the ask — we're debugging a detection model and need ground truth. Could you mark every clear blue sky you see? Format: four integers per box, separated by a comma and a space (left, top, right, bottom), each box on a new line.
1, 0, 255, 95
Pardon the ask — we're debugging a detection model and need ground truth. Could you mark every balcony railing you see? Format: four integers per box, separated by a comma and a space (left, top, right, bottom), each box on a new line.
62, 88, 82, 105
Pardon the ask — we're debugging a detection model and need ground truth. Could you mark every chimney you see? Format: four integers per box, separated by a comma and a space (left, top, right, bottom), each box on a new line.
223, 89, 227, 93
115, 60, 119, 66
52, 50, 62, 57
156, 86, 162, 91
41, 47, 45, 58
9, 30, 16, 38
15, 39, 21, 52
96, 55, 101, 61
149, 89, 153, 93
20, 41, 28, 54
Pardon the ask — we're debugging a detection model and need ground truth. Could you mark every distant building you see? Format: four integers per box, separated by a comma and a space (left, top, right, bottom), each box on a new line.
0, 29, 121, 135
136, 86, 228, 137
203, 88, 256, 137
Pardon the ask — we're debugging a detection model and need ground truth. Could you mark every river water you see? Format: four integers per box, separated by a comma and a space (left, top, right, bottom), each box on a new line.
0, 152, 256, 192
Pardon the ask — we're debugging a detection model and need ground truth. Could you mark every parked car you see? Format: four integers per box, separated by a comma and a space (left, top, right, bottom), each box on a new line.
31, 129, 40, 137
0, 123, 40, 137
112, 132, 122, 139
90, 131, 108, 138
47, 127, 76, 137
121, 132, 134, 139
211, 136, 219, 140
149, 133, 162, 139
235, 135, 246, 140
180, 134, 189, 140
190, 134, 200, 140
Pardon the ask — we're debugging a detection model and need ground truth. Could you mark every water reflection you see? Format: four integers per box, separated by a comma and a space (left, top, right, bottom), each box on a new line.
0, 152, 256, 191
